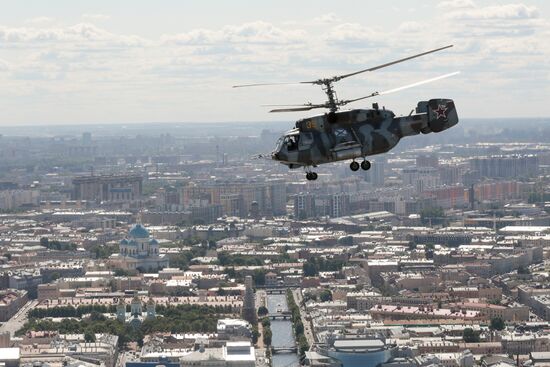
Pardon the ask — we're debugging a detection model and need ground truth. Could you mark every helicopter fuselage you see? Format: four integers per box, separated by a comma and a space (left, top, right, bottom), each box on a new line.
271, 98, 458, 169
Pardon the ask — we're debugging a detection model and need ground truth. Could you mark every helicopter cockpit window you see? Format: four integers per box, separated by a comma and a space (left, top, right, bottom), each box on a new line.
275, 137, 284, 151
285, 135, 299, 151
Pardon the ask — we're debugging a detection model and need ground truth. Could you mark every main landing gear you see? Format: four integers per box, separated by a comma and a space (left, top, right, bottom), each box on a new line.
350, 159, 371, 172
305, 159, 370, 180
306, 172, 318, 181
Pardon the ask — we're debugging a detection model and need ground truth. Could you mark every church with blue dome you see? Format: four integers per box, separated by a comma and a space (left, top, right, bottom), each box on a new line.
109, 224, 169, 271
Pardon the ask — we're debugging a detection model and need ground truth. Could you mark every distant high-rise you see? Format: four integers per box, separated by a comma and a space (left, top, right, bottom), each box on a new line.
181, 178, 287, 217
364, 158, 385, 186
439, 164, 467, 185
72, 174, 142, 202
267, 178, 287, 216
330, 193, 349, 218
242, 275, 256, 324
294, 192, 350, 219
249, 201, 260, 219
403, 166, 440, 193
416, 153, 439, 168
472, 180, 521, 202
294, 193, 316, 219
469, 155, 538, 179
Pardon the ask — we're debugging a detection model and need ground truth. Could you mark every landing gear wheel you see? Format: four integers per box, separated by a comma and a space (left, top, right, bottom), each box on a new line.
306, 172, 318, 181
361, 160, 371, 171
350, 161, 360, 171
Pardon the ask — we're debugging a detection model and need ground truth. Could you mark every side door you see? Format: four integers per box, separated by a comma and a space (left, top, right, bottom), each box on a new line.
298, 132, 314, 151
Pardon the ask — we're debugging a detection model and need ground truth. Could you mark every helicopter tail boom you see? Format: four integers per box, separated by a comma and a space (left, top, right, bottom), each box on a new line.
394, 98, 458, 137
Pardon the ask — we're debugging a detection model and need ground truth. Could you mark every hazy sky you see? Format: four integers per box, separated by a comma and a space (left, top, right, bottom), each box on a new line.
0, 0, 549, 125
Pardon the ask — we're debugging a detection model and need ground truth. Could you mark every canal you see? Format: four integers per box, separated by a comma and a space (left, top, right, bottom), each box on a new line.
266, 293, 300, 367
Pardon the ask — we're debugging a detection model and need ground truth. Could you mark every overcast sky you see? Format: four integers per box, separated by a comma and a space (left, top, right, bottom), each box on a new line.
0, 0, 549, 126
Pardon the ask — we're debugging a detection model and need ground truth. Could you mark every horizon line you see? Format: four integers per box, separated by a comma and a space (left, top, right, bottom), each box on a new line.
2, 116, 550, 130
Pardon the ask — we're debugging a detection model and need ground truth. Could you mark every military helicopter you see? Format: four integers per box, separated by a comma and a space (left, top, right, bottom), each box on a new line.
233, 45, 459, 180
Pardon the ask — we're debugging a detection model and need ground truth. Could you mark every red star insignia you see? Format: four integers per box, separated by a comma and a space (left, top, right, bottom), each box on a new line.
433, 104, 448, 119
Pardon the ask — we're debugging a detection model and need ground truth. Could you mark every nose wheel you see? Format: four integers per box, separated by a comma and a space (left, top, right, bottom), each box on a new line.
306, 172, 318, 181
350, 161, 360, 171
361, 160, 371, 171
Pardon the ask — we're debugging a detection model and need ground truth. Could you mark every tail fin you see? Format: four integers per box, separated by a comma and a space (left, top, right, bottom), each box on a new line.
416, 98, 458, 133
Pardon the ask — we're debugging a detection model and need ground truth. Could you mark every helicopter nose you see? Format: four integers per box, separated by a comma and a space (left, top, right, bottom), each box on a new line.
272, 152, 280, 160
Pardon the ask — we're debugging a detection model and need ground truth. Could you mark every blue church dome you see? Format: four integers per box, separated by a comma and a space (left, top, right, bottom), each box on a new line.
128, 239, 138, 247
120, 239, 129, 245
149, 238, 158, 245
129, 224, 149, 239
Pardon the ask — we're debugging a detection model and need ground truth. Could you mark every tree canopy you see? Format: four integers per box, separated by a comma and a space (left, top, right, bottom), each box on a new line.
303, 257, 345, 277
463, 328, 480, 343
21, 304, 236, 348
320, 289, 333, 302
490, 317, 505, 331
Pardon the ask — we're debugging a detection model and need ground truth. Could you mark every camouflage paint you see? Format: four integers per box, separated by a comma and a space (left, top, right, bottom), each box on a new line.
272, 98, 458, 168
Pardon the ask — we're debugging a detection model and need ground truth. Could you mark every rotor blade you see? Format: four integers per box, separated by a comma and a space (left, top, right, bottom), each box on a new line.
332, 45, 454, 82
269, 105, 325, 113
232, 82, 308, 88
340, 71, 460, 105
234, 45, 454, 88
262, 103, 315, 107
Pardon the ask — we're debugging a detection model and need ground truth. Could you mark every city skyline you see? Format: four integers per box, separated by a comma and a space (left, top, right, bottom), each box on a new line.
2, 3, 550, 367
0, 0, 549, 126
